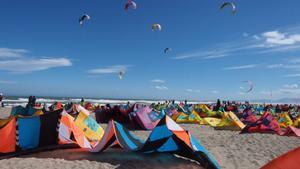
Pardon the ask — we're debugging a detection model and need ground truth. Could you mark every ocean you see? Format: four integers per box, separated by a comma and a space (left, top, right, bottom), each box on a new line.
1, 96, 209, 107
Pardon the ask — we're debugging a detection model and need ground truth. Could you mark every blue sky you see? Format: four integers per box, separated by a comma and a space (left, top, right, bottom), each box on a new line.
1, 0, 300, 101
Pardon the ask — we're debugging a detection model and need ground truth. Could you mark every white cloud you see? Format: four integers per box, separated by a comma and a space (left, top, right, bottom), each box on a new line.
186, 89, 193, 92
255, 29, 300, 53
186, 89, 200, 93
88, 65, 130, 74
243, 33, 249, 37
172, 41, 253, 60
151, 79, 165, 83
285, 74, 300, 77
268, 58, 300, 72
173, 26, 300, 61
0, 48, 28, 58
289, 58, 300, 64
0, 47, 72, 73
155, 85, 168, 90
0, 80, 17, 84
223, 64, 258, 70
279, 88, 300, 94
212, 90, 219, 94
283, 84, 298, 89
267, 64, 284, 68
173, 51, 229, 60
0, 58, 71, 73
277, 84, 300, 95
261, 31, 298, 46
253, 35, 261, 40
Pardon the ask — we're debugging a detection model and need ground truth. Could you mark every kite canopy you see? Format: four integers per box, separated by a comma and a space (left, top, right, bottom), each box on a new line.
125, 0, 137, 11
241, 112, 282, 134
90, 120, 144, 152
139, 116, 220, 169
242, 81, 253, 93
220, 2, 236, 14
119, 71, 125, 80
261, 147, 300, 169
0, 117, 16, 153
175, 110, 206, 124
164, 48, 171, 54
152, 24, 162, 31
129, 105, 160, 130
214, 111, 246, 131
79, 14, 90, 26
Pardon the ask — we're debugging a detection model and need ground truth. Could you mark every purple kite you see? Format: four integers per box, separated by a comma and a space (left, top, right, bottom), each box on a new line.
125, 0, 137, 11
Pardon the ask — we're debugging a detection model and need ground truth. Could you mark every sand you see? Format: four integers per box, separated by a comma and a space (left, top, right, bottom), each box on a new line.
0, 107, 299, 169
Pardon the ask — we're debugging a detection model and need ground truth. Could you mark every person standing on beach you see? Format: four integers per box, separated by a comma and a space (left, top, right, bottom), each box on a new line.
27, 95, 33, 107
0, 93, 3, 107
32, 96, 36, 107
80, 98, 84, 106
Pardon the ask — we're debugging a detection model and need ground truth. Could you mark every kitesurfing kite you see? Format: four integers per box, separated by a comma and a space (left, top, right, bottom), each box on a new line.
164, 48, 171, 54
119, 71, 125, 80
125, 0, 137, 11
242, 81, 253, 93
220, 2, 236, 14
79, 14, 91, 26
152, 24, 162, 31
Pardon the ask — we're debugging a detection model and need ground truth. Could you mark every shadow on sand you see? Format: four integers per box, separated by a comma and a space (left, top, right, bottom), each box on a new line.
22, 148, 203, 169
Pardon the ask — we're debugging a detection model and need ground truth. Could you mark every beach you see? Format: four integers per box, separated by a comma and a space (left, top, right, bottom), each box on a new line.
0, 109, 299, 169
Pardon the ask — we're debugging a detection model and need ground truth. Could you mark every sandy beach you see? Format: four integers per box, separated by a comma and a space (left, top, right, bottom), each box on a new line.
1, 114, 299, 169
2, 0, 300, 168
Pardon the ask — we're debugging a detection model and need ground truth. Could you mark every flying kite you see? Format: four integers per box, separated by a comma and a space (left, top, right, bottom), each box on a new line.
220, 2, 236, 14
119, 71, 125, 80
79, 14, 91, 26
125, 0, 137, 11
152, 24, 162, 31
242, 81, 253, 93
164, 48, 171, 54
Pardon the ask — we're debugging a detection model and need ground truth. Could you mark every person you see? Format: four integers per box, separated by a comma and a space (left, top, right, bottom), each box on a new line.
106, 103, 111, 109
32, 96, 36, 107
214, 99, 221, 111
27, 95, 33, 107
126, 101, 130, 109
0, 93, 3, 107
80, 98, 85, 106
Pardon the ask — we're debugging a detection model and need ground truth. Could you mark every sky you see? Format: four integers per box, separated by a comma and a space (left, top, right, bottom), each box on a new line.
1, 0, 300, 101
